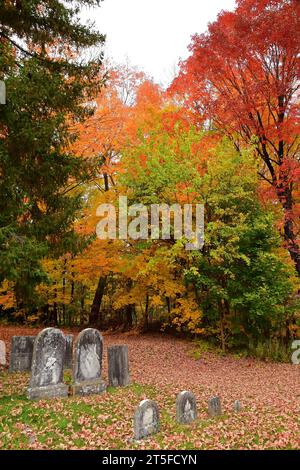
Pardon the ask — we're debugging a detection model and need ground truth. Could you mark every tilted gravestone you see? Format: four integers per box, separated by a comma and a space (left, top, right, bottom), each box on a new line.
208, 396, 222, 417
0, 340, 6, 366
134, 399, 160, 440
71, 328, 106, 396
108, 345, 130, 387
233, 400, 242, 412
28, 328, 68, 400
176, 391, 197, 424
9, 336, 35, 372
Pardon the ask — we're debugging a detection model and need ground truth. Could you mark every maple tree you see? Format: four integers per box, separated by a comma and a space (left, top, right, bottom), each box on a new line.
71, 64, 147, 325
2, 69, 297, 349
0, 1, 299, 358
171, 0, 300, 274
120, 113, 299, 348
1, 1, 300, 455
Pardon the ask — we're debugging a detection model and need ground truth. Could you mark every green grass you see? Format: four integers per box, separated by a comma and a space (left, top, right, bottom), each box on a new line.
0, 368, 298, 450
0, 371, 162, 449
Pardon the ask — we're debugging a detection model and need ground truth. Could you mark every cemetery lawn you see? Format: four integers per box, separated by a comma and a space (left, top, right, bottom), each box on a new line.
0, 328, 299, 450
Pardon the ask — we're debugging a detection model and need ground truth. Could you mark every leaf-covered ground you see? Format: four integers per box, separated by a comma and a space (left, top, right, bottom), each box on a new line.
0, 327, 299, 450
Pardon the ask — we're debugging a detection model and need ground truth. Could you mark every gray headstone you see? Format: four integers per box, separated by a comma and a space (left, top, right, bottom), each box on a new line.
0, 340, 6, 366
28, 328, 68, 400
208, 396, 222, 417
176, 391, 197, 424
10, 334, 72, 372
233, 400, 242, 412
9, 336, 35, 372
134, 399, 160, 440
71, 328, 106, 396
64, 335, 73, 369
108, 345, 130, 387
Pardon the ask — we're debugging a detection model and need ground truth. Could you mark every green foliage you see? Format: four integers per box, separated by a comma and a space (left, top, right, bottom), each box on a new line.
248, 339, 292, 363
0, 1, 105, 51
121, 128, 299, 349
184, 143, 299, 350
0, 0, 105, 307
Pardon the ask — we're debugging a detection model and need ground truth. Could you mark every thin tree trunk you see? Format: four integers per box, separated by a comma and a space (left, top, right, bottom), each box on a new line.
276, 182, 300, 275
89, 170, 110, 327
62, 262, 66, 324
143, 294, 149, 332
218, 301, 226, 352
80, 285, 85, 325
90, 276, 107, 326
253, 105, 300, 275
124, 305, 134, 330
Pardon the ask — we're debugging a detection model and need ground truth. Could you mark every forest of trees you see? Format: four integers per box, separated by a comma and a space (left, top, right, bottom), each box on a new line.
0, 0, 299, 357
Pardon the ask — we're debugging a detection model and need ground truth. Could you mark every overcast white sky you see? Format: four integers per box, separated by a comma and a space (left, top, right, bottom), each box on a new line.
83, 0, 237, 86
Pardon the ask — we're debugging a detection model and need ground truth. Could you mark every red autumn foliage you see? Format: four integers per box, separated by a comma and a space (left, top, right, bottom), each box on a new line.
170, 0, 300, 272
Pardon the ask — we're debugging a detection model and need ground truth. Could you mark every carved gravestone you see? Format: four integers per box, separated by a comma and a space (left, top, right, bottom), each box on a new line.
64, 335, 73, 369
9, 336, 35, 372
28, 328, 68, 400
108, 345, 130, 387
208, 396, 222, 417
176, 391, 197, 424
71, 328, 106, 396
0, 340, 6, 366
134, 399, 160, 440
233, 400, 242, 412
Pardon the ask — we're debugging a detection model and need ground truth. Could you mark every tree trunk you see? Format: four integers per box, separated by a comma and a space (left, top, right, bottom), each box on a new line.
62, 267, 66, 324
283, 217, 300, 275
89, 276, 107, 326
80, 285, 85, 325
142, 294, 149, 332
218, 301, 226, 352
52, 302, 58, 326
123, 304, 134, 330
254, 105, 300, 275
276, 182, 300, 275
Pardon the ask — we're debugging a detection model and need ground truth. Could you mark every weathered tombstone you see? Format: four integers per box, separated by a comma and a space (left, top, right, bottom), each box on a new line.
134, 399, 160, 440
233, 400, 242, 412
28, 328, 68, 400
9, 336, 35, 372
64, 335, 73, 369
108, 345, 130, 387
71, 328, 106, 396
208, 396, 222, 417
0, 340, 6, 366
9, 333, 72, 372
176, 391, 197, 424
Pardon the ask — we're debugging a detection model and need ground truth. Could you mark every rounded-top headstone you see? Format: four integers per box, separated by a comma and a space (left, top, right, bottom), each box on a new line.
28, 328, 68, 400
134, 399, 160, 440
176, 391, 197, 424
72, 328, 106, 396
208, 396, 222, 417
233, 400, 242, 412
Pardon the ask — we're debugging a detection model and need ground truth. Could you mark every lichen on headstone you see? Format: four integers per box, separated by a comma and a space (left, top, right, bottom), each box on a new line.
27, 328, 68, 400
134, 399, 160, 440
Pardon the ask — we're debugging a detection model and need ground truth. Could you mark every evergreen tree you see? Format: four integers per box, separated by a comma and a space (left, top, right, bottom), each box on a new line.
0, 1, 105, 307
